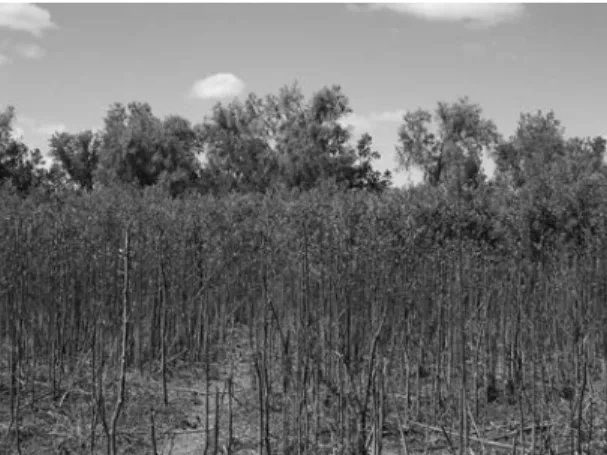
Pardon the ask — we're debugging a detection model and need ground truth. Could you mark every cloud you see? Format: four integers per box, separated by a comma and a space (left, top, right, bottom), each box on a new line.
190, 73, 245, 100
17, 114, 65, 137
0, 4, 56, 37
339, 109, 405, 132
355, 3, 524, 27
16, 115, 65, 137
10, 116, 65, 163
0, 53, 10, 66
34, 123, 66, 136
14, 43, 45, 59
371, 110, 406, 123
339, 113, 372, 132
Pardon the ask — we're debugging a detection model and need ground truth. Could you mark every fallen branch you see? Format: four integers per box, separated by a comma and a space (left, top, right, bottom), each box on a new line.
410, 421, 531, 453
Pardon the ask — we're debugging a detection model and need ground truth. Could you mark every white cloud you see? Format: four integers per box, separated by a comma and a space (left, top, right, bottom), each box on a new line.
339, 109, 405, 132
372, 110, 406, 123
340, 109, 412, 186
14, 43, 45, 59
356, 3, 524, 27
339, 113, 372, 132
190, 73, 245, 100
0, 53, 10, 66
16, 115, 65, 138
0, 4, 56, 37
34, 123, 66, 136
10, 116, 65, 163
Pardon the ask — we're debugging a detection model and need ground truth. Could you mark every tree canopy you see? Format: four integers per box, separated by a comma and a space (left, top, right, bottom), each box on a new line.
396, 97, 499, 191
3, 84, 607, 257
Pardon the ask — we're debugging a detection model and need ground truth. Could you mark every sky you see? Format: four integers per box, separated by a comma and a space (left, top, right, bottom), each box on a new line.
1, 2, 607, 187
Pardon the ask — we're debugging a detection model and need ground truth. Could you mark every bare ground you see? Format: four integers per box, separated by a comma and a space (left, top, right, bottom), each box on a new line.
3, 326, 607, 454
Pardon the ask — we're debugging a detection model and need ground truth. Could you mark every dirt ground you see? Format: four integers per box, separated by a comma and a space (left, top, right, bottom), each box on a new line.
2, 326, 605, 454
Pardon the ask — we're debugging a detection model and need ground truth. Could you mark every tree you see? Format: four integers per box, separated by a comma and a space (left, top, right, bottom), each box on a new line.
198, 95, 280, 194
277, 84, 358, 190
156, 115, 203, 196
198, 83, 391, 194
336, 133, 392, 193
396, 97, 499, 190
493, 110, 607, 256
95, 102, 200, 194
492, 110, 566, 191
49, 130, 101, 191
0, 106, 16, 146
0, 106, 47, 194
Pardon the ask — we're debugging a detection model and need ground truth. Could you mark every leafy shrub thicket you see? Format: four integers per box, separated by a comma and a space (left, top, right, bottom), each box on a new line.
2, 178, 607, 452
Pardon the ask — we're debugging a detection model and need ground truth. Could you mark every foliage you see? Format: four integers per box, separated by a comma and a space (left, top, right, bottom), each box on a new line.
49, 130, 100, 191
396, 97, 499, 190
199, 83, 391, 194
4, 89, 607, 453
95, 102, 201, 195
0, 106, 48, 194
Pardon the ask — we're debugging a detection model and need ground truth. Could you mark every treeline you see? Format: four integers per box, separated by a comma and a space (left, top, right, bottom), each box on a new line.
2, 83, 607, 452
1, 84, 392, 199
2, 84, 606, 257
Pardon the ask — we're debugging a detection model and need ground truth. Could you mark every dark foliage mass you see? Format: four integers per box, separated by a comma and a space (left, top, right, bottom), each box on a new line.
2, 85, 607, 454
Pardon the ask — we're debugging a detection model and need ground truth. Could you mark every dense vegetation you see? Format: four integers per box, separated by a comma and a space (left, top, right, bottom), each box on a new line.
2, 83, 607, 454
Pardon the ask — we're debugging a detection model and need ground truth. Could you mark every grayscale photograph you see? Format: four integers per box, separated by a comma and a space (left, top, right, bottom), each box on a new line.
0, 2, 605, 454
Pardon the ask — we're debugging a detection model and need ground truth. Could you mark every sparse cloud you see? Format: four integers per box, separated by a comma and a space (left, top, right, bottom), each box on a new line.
17, 115, 65, 137
337, 108, 425, 188
351, 3, 524, 27
190, 73, 245, 100
339, 114, 373, 132
0, 4, 56, 37
14, 43, 45, 59
372, 110, 406, 123
339, 109, 405, 133
34, 123, 66, 136
0, 53, 10, 66
10, 115, 65, 160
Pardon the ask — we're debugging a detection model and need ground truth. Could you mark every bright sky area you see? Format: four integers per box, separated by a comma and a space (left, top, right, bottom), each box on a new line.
1, 2, 606, 187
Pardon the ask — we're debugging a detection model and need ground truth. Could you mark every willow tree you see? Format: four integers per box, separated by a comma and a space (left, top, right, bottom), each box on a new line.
395, 97, 499, 191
